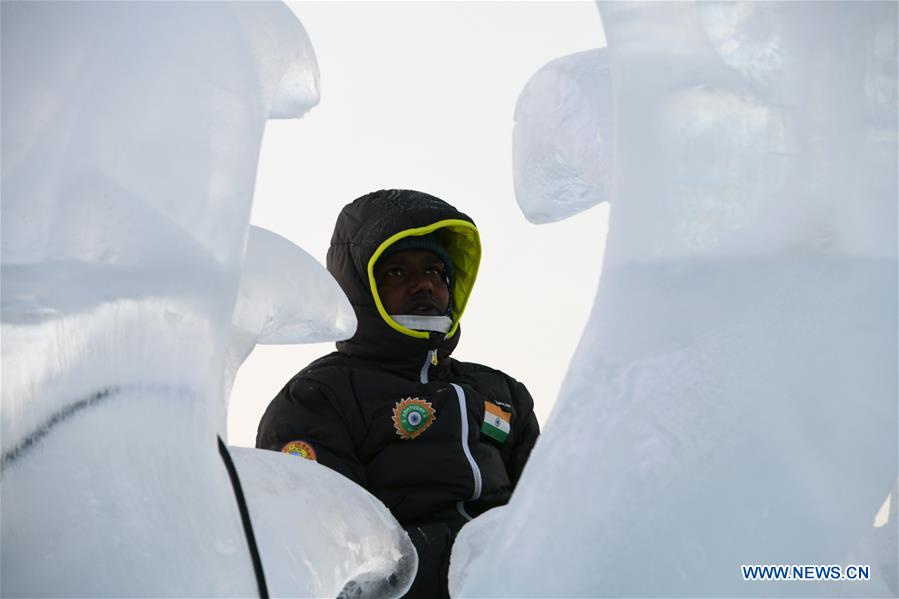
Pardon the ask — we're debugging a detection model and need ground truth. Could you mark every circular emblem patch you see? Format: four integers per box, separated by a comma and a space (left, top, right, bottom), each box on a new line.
280, 440, 316, 461
392, 397, 437, 440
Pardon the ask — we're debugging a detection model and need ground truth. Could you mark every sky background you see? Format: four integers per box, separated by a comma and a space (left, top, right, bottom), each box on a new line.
228, 1, 610, 447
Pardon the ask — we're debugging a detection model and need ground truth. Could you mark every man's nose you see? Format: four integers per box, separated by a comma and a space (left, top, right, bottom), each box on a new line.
407, 271, 433, 294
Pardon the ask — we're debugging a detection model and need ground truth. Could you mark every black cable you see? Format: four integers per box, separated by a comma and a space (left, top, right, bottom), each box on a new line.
217, 436, 269, 599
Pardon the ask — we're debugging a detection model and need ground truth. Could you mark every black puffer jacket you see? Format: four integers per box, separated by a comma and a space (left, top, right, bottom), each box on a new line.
256, 190, 539, 530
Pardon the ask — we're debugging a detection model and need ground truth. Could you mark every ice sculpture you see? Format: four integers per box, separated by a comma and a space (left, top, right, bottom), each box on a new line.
225, 225, 356, 398
457, 2, 897, 596
231, 448, 416, 598
446, 506, 507, 598
1, 2, 413, 597
512, 48, 614, 224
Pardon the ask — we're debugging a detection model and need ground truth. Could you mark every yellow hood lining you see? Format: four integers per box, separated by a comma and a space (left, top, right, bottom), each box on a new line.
367, 219, 481, 340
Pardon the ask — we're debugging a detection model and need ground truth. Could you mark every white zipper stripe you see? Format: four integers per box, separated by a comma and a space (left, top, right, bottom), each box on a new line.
451, 383, 482, 503
457, 502, 473, 521
420, 350, 436, 384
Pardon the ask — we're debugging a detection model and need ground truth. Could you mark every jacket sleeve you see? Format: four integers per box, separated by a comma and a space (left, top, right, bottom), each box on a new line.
255, 374, 367, 487
505, 376, 540, 488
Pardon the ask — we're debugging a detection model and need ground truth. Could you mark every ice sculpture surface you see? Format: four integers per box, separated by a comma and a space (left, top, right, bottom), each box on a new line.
458, 2, 897, 596
1, 2, 410, 597
446, 506, 506, 598
512, 48, 613, 224
226, 225, 356, 398
231, 448, 416, 598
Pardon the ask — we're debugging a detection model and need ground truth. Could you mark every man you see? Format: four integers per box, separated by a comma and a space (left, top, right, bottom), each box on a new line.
257, 189, 539, 597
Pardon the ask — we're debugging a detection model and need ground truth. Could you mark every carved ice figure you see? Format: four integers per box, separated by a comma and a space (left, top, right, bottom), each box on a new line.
225, 225, 359, 399
456, 2, 897, 596
1, 2, 414, 597
512, 48, 613, 224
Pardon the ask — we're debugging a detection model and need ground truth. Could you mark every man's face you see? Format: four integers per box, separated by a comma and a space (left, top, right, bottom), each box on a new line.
374, 249, 450, 316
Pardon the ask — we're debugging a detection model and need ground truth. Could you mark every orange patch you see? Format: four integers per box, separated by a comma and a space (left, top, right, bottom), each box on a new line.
280, 440, 316, 461
392, 397, 437, 440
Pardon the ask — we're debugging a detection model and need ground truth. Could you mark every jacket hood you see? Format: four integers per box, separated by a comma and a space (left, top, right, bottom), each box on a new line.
327, 189, 481, 363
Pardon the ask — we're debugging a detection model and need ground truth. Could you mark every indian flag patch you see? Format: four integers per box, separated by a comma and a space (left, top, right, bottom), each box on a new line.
481, 401, 511, 442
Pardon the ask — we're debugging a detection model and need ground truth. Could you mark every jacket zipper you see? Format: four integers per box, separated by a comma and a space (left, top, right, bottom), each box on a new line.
450, 383, 482, 521
420, 349, 437, 384
419, 351, 482, 521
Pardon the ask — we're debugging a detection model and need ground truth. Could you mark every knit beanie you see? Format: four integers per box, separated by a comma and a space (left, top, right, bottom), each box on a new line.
380, 233, 455, 286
